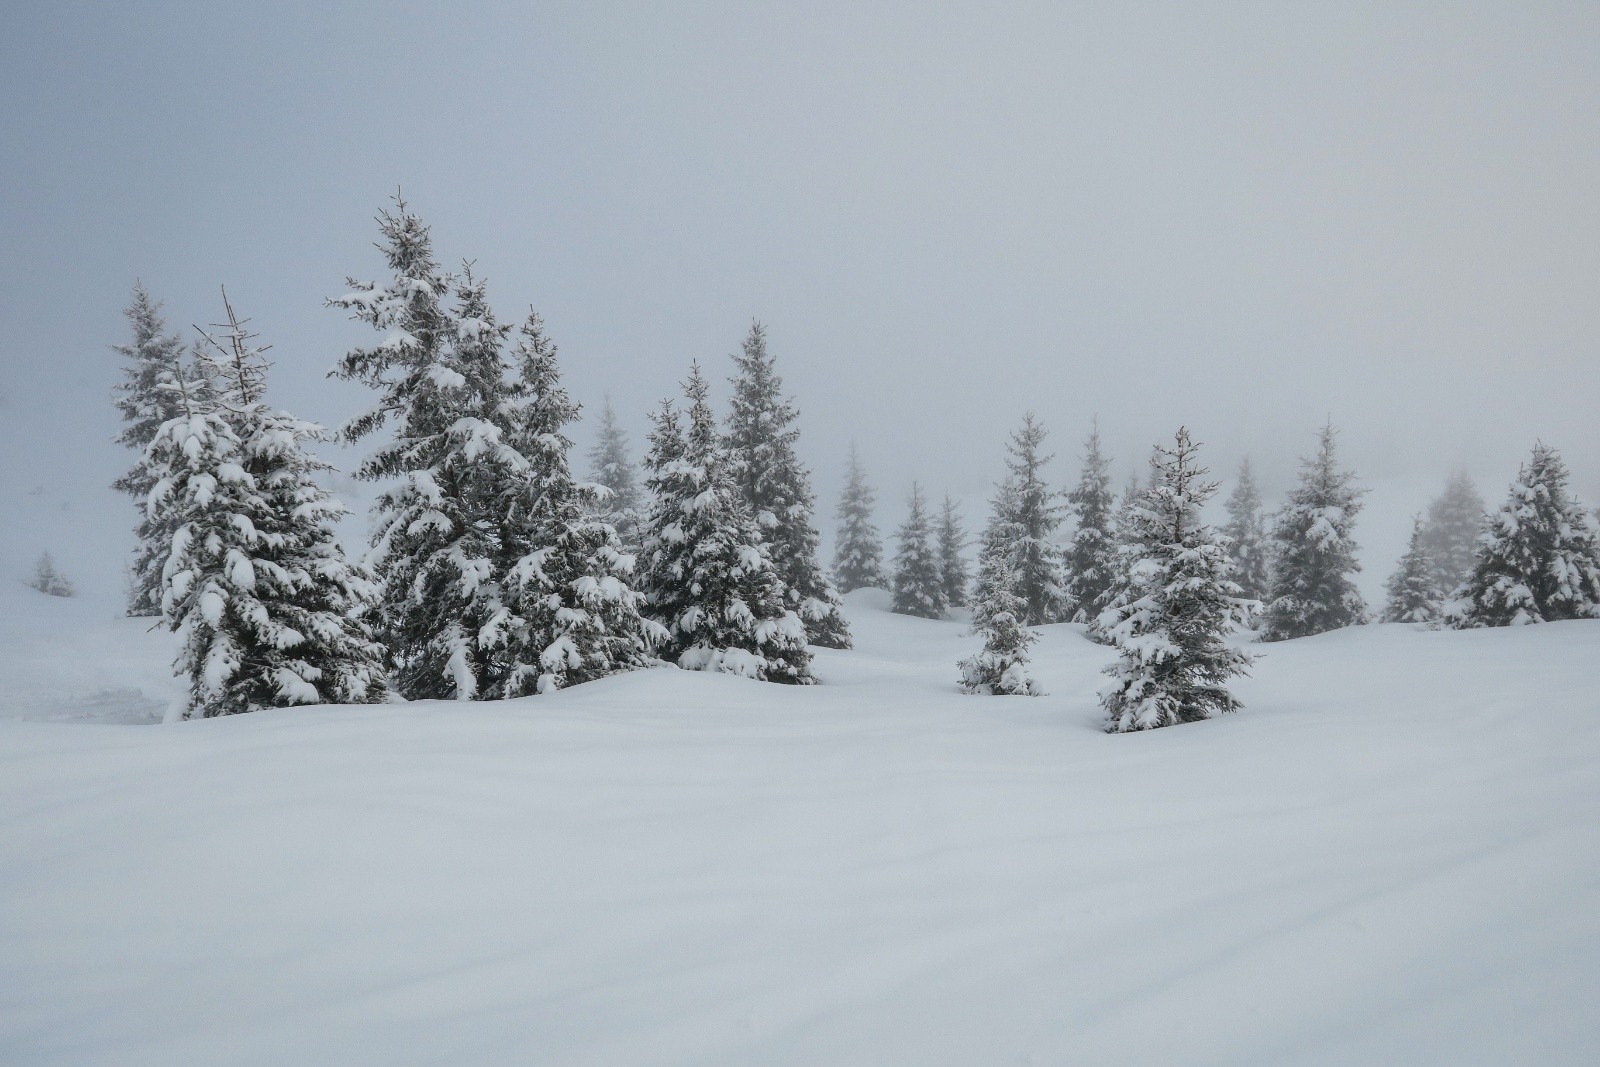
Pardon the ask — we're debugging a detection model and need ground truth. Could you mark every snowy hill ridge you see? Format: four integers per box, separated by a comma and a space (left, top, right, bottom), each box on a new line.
1, 587, 1598, 1064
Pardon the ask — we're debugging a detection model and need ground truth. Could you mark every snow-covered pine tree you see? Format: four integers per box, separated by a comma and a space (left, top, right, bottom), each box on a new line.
1099, 429, 1257, 732
891, 482, 946, 619
488, 312, 660, 697
328, 199, 507, 700
1261, 422, 1368, 642
1381, 516, 1444, 624
637, 364, 813, 683
958, 553, 1039, 696
936, 494, 969, 610
152, 291, 387, 720
586, 396, 643, 551
28, 552, 74, 597
1221, 456, 1271, 603
724, 321, 851, 649
112, 283, 191, 616
1420, 470, 1486, 594
981, 413, 1066, 625
1061, 420, 1117, 624
1084, 472, 1147, 644
971, 480, 1019, 622
1445, 443, 1600, 627
832, 443, 884, 593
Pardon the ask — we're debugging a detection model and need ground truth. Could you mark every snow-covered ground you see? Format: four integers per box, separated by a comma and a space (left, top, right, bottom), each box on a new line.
1, 585, 1597, 1065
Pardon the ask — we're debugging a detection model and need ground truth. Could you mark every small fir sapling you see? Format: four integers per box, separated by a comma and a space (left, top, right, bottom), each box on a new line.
832, 444, 885, 593
28, 553, 75, 598
890, 482, 947, 619
1062, 420, 1118, 624
958, 555, 1040, 696
937, 494, 970, 610
586, 396, 643, 551
1221, 456, 1271, 605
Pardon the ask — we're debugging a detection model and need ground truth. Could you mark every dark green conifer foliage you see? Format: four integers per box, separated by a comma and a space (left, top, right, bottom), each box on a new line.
936, 494, 969, 610
724, 322, 851, 649
329, 202, 508, 699
1062, 421, 1117, 624
1446, 443, 1600, 627
113, 283, 191, 617
1419, 470, 1486, 594
638, 365, 814, 683
1100, 429, 1257, 732
958, 553, 1038, 696
154, 293, 386, 718
586, 397, 643, 551
1085, 472, 1147, 644
1221, 456, 1271, 603
974, 413, 1065, 626
1381, 516, 1444, 624
891, 483, 946, 619
490, 314, 661, 697
832, 444, 884, 593
1261, 423, 1367, 642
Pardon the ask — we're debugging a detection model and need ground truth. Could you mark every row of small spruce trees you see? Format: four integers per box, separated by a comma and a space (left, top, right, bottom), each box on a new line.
836, 411, 1600, 730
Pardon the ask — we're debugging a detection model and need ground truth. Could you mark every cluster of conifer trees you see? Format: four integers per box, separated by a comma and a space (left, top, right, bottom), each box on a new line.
840, 415, 1600, 731
109, 197, 1600, 727
111, 198, 848, 717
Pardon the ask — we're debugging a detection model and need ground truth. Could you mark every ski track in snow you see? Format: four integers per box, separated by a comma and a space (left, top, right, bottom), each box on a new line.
1, 586, 1597, 1065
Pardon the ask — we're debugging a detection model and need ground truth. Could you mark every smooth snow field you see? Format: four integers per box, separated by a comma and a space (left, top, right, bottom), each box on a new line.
2, 587, 1598, 1065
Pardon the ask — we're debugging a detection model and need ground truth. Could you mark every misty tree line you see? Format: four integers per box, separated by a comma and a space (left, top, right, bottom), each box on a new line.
107, 197, 1600, 729
838, 406, 1600, 727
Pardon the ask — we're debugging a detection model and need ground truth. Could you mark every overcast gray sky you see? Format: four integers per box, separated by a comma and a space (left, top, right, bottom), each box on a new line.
2, 1, 1597, 598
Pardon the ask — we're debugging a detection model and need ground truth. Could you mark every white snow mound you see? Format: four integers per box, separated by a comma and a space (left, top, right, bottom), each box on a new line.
1, 586, 1598, 1065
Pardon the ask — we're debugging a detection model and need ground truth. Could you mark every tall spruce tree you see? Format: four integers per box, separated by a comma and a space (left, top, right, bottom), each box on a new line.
980, 413, 1066, 625
1419, 470, 1487, 594
1221, 456, 1271, 603
832, 444, 884, 593
958, 555, 1039, 696
1261, 422, 1368, 642
153, 294, 386, 719
1381, 516, 1444, 624
489, 313, 661, 697
329, 201, 510, 699
586, 397, 643, 551
638, 365, 813, 683
891, 482, 946, 619
1062, 420, 1117, 624
936, 494, 969, 609
113, 283, 190, 616
1445, 443, 1600, 627
1099, 429, 1257, 732
724, 321, 851, 649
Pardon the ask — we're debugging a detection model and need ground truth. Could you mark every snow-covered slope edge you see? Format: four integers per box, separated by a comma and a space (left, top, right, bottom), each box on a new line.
1, 588, 1597, 1065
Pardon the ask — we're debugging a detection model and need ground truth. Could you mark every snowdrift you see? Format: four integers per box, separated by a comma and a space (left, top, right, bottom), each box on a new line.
2, 586, 1597, 1065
